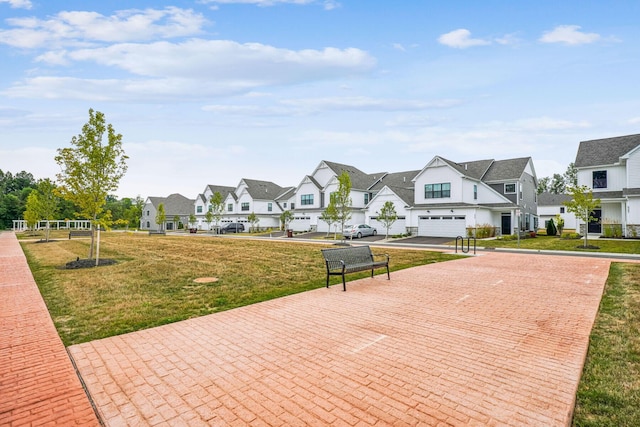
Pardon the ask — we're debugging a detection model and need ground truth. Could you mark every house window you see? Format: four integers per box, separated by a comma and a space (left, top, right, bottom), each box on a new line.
241, 202, 250, 211
196, 206, 203, 213
227, 203, 233, 212
593, 170, 607, 189
560, 207, 565, 213
504, 183, 516, 194
301, 194, 314, 205
146, 210, 150, 217
283, 202, 287, 208
473, 185, 477, 200
268, 202, 272, 212
364, 193, 371, 204
146, 221, 150, 228
424, 183, 450, 199
291, 203, 295, 210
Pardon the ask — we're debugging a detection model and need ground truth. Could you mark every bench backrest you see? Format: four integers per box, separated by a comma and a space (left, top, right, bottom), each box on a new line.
321, 246, 373, 269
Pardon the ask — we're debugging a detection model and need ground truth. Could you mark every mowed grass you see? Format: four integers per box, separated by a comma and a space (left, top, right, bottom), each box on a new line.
21, 232, 461, 346
572, 262, 640, 426
479, 235, 640, 254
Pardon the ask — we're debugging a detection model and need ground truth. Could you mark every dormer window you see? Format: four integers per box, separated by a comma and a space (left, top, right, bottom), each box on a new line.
504, 183, 516, 194
593, 170, 607, 189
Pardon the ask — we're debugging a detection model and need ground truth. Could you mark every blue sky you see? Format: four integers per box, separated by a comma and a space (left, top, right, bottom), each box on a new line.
1, 0, 639, 198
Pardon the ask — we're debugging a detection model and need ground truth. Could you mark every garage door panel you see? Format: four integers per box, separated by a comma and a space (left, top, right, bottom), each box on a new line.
418, 216, 466, 237
369, 217, 406, 236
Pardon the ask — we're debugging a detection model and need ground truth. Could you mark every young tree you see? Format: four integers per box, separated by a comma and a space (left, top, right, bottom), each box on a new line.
333, 171, 352, 241
376, 201, 398, 239
555, 213, 565, 236
23, 192, 40, 232
280, 210, 293, 231
155, 203, 166, 231
173, 215, 180, 230
320, 202, 338, 238
563, 185, 601, 248
247, 212, 259, 232
35, 179, 59, 242
188, 213, 197, 230
205, 210, 214, 231
209, 192, 224, 232
55, 108, 128, 260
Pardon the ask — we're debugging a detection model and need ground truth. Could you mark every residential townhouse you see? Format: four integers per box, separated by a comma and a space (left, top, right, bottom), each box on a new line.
193, 184, 236, 230
537, 192, 578, 232
222, 179, 294, 231
140, 193, 195, 231
574, 133, 640, 237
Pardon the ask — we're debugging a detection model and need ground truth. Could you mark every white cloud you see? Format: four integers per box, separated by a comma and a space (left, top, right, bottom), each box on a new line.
539, 25, 601, 45
280, 96, 460, 111
198, 0, 337, 8
438, 29, 490, 49
0, 7, 207, 48
628, 117, 640, 124
392, 43, 406, 52
0, 0, 32, 9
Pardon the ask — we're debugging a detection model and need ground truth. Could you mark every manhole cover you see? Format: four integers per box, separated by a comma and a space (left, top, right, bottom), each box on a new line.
193, 277, 219, 283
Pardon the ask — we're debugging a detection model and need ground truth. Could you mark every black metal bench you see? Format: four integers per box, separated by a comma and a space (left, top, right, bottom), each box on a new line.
68, 230, 92, 239
321, 245, 390, 291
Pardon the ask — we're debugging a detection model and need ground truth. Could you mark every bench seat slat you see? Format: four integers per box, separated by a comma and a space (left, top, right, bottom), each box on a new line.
321, 246, 390, 291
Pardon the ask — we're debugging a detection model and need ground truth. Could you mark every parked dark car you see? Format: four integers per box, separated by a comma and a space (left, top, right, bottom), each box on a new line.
221, 223, 245, 233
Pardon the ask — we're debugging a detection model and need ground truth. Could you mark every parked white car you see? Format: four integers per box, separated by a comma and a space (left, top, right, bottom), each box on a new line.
342, 224, 377, 239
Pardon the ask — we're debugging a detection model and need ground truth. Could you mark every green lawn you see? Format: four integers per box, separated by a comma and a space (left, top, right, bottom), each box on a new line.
20, 232, 460, 346
478, 234, 640, 254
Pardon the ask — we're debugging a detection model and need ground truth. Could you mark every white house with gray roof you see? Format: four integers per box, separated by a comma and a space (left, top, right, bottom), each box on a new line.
537, 192, 578, 231
141, 193, 195, 231
574, 133, 640, 237
193, 184, 236, 230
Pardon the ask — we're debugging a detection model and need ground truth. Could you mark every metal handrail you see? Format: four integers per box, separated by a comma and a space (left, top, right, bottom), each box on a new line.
455, 236, 476, 254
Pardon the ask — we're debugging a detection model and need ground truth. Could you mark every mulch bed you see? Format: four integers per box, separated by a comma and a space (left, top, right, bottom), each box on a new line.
64, 258, 117, 269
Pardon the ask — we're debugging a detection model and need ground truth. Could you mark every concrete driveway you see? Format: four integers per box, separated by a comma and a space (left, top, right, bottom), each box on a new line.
68, 252, 609, 426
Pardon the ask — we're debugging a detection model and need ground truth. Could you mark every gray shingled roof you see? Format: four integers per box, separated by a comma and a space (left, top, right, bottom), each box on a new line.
323, 160, 379, 190
538, 192, 572, 206
439, 158, 494, 180
275, 187, 295, 201
575, 134, 640, 167
369, 170, 420, 191
242, 179, 288, 200
386, 186, 415, 207
149, 193, 194, 216
482, 157, 531, 182
206, 185, 236, 199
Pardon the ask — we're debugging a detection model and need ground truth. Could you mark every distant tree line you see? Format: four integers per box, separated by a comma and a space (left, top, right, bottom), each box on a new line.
537, 162, 578, 194
0, 168, 142, 230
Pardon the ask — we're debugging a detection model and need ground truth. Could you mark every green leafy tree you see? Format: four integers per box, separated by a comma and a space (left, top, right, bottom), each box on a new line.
55, 108, 128, 259
123, 196, 144, 229
23, 192, 40, 232
537, 176, 550, 194
248, 212, 259, 232
320, 203, 338, 238
280, 210, 293, 231
173, 215, 180, 230
549, 173, 566, 194
563, 162, 578, 188
209, 192, 224, 232
555, 213, 565, 236
377, 201, 398, 239
563, 185, 601, 248
334, 172, 352, 241
188, 213, 197, 230
205, 210, 214, 231
35, 179, 59, 241
155, 203, 166, 231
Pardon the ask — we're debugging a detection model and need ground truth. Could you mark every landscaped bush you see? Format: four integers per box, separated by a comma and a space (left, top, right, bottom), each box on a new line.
498, 234, 518, 241
546, 218, 557, 236
562, 232, 581, 239
602, 222, 623, 238
468, 224, 496, 238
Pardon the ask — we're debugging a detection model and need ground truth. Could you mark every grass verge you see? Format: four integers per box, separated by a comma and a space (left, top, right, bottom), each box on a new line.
478, 235, 640, 254
21, 232, 461, 346
572, 262, 640, 426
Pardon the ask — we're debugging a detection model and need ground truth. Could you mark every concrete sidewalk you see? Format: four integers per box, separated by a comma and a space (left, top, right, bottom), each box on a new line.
68, 251, 610, 426
0, 231, 99, 426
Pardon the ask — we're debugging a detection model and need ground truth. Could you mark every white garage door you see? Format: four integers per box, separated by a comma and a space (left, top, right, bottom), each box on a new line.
369, 216, 406, 236
418, 216, 466, 237
290, 216, 310, 232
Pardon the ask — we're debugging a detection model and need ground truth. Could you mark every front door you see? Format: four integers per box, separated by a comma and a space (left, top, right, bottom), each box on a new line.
501, 214, 511, 235
588, 209, 602, 234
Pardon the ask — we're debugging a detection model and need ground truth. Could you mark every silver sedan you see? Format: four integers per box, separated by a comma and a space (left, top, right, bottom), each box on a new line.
342, 224, 377, 239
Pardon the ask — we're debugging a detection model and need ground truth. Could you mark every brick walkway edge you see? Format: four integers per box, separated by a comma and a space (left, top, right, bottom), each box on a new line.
0, 232, 99, 426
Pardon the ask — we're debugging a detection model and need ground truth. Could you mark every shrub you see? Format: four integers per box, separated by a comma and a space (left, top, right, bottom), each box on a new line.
469, 224, 496, 238
546, 218, 557, 236
561, 232, 581, 240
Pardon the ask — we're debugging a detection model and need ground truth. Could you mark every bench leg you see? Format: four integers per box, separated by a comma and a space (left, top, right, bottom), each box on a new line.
371, 268, 374, 278
386, 264, 390, 280
342, 273, 346, 292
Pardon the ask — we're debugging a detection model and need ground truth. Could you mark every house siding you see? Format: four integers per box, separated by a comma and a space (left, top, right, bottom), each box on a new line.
628, 150, 640, 188
577, 165, 626, 192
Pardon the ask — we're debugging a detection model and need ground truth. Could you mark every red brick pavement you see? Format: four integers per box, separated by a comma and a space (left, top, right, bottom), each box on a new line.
0, 232, 99, 426
68, 251, 611, 426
